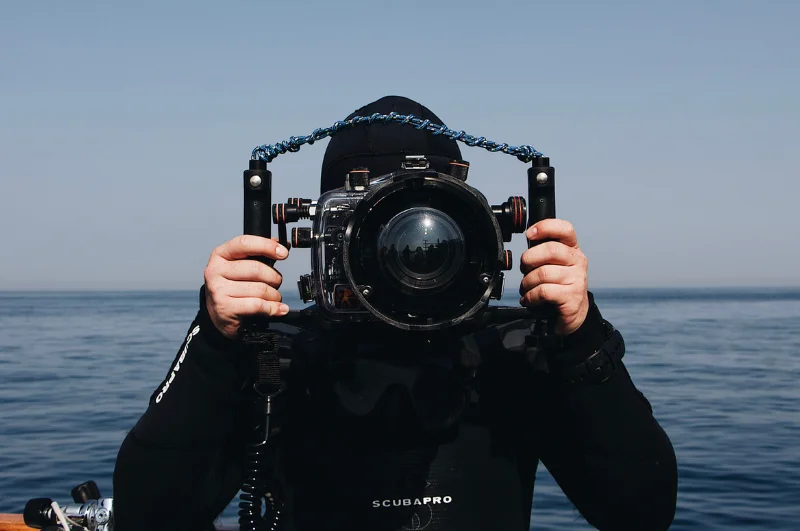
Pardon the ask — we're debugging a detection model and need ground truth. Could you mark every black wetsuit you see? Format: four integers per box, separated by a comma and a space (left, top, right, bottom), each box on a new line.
112, 289, 677, 531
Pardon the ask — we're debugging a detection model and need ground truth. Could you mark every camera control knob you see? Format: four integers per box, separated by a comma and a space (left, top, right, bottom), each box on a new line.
297, 274, 315, 302
292, 227, 313, 248
448, 159, 470, 180
492, 196, 528, 242
502, 250, 513, 271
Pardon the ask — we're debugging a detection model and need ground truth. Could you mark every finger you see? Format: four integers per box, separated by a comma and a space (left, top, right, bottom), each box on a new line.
218, 259, 283, 287
233, 297, 290, 318
520, 283, 572, 307
527, 219, 578, 248
215, 235, 289, 262
225, 280, 283, 303
520, 241, 581, 273
519, 265, 572, 294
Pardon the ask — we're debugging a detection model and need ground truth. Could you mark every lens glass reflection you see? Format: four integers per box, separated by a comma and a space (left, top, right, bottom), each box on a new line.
377, 207, 465, 287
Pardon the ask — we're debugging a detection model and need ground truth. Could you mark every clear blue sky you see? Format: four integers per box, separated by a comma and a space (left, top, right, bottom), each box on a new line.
1, 0, 797, 290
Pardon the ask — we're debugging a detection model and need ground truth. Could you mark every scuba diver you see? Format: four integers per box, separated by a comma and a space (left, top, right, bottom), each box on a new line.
112, 96, 678, 531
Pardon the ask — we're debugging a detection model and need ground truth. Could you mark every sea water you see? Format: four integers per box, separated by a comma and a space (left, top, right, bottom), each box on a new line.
1, 289, 798, 529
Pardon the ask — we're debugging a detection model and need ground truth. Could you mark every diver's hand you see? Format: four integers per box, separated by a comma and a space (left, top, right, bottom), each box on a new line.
203, 235, 290, 340
519, 219, 590, 336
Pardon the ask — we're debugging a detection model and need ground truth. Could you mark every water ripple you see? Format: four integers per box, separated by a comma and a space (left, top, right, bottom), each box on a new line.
1, 290, 799, 529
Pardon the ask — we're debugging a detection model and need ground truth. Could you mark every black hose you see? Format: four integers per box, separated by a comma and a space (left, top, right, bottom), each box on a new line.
238, 416, 273, 531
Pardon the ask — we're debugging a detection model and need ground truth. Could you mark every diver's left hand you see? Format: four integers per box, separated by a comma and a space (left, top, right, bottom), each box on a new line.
519, 219, 590, 336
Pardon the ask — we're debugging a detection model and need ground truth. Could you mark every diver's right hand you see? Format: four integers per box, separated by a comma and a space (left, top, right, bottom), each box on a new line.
203, 235, 290, 340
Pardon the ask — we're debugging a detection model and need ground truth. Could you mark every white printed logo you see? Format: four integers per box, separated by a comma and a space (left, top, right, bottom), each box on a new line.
371, 496, 453, 531
371, 496, 452, 508
155, 325, 200, 404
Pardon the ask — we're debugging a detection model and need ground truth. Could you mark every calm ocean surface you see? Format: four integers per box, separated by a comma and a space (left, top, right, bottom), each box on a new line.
1, 288, 798, 530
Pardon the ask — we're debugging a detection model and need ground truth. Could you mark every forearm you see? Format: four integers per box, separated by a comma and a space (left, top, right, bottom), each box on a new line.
113, 287, 250, 530
540, 300, 677, 530
113, 429, 244, 531
544, 365, 677, 530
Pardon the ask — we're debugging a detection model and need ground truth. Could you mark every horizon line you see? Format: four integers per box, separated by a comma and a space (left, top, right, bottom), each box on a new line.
2, 285, 800, 294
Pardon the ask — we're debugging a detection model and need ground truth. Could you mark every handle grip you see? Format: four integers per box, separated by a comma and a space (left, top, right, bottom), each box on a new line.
527, 157, 555, 241
240, 159, 275, 339
526, 157, 559, 335
243, 159, 274, 265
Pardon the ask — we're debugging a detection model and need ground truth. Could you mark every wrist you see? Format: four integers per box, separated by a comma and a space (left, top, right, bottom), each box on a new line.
544, 292, 627, 385
550, 321, 624, 386
198, 284, 239, 350
557, 296, 591, 336
553, 292, 607, 365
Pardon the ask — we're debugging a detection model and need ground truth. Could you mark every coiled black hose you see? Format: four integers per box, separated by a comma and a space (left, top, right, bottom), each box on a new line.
237, 321, 284, 531
238, 417, 274, 530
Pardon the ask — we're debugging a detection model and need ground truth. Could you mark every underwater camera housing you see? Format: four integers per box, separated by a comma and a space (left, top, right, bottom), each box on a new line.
267, 155, 543, 331
242, 113, 557, 333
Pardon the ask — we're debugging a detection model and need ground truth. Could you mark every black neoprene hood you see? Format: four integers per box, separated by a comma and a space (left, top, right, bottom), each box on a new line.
319, 95, 463, 194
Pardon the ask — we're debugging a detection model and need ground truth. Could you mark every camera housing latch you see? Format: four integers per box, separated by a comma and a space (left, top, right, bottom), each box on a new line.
401, 155, 430, 170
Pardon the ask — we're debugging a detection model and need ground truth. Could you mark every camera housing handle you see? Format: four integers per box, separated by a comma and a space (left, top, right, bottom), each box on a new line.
238, 158, 285, 531
526, 157, 560, 350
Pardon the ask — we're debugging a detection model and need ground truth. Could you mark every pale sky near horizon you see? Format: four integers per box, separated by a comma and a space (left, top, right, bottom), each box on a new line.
1, 1, 798, 291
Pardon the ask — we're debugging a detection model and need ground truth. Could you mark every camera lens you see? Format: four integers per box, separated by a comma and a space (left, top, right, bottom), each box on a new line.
377, 207, 465, 290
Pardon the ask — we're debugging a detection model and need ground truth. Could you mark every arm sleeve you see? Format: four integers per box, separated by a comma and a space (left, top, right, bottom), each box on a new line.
112, 286, 251, 531
534, 294, 678, 531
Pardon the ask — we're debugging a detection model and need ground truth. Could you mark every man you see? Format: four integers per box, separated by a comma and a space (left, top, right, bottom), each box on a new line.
113, 96, 678, 530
